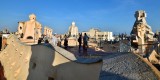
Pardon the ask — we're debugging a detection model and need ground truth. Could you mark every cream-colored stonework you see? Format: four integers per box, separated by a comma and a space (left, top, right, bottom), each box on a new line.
0, 35, 102, 80
0, 35, 32, 80
17, 22, 25, 35
68, 22, 78, 37
44, 26, 53, 39
131, 10, 154, 53
17, 14, 42, 43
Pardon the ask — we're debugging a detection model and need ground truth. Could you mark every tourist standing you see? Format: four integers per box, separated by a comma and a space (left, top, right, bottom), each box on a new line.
51, 34, 58, 45
57, 36, 61, 47
78, 33, 82, 52
64, 35, 68, 49
83, 33, 89, 54
38, 38, 42, 44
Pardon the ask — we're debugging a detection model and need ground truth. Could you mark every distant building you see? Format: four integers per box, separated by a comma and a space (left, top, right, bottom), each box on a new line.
2, 28, 10, 34
82, 28, 114, 41
44, 26, 53, 39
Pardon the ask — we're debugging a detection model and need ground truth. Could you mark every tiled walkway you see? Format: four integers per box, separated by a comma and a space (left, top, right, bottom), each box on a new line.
66, 46, 111, 56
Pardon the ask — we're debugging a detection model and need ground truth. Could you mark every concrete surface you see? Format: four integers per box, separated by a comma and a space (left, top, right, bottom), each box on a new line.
0, 34, 159, 80
100, 52, 158, 80
0, 35, 32, 80
67, 45, 159, 80
0, 35, 102, 80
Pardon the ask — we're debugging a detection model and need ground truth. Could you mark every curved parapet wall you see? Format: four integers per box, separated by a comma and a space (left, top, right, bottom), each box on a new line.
52, 44, 102, 80
0, 35, 32, 80
0, 34, 102, 80
52, 44, 102, 64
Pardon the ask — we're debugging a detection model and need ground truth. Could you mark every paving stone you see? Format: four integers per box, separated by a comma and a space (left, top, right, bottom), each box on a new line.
100, 52, 158, 80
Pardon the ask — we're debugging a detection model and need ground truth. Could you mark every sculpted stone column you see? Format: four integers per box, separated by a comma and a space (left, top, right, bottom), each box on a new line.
18, 22, 25, 34
131, 10, 154, 53
17, 22, 25, 38
23, 14, 36, 39
22, 14, 42, 41
68, 22, 78, 37
35, 22, 42, 39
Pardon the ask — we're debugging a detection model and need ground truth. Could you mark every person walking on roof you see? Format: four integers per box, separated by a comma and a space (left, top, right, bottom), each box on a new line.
83, 33, 89, 55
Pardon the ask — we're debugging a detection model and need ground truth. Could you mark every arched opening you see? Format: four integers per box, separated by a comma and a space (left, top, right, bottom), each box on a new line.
21, 33, 24, 38
27, 36, 33, 39
20, 26, 22, 30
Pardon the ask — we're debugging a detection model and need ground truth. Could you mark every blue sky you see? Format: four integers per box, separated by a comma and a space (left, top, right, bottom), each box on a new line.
0, 0, 160, 34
